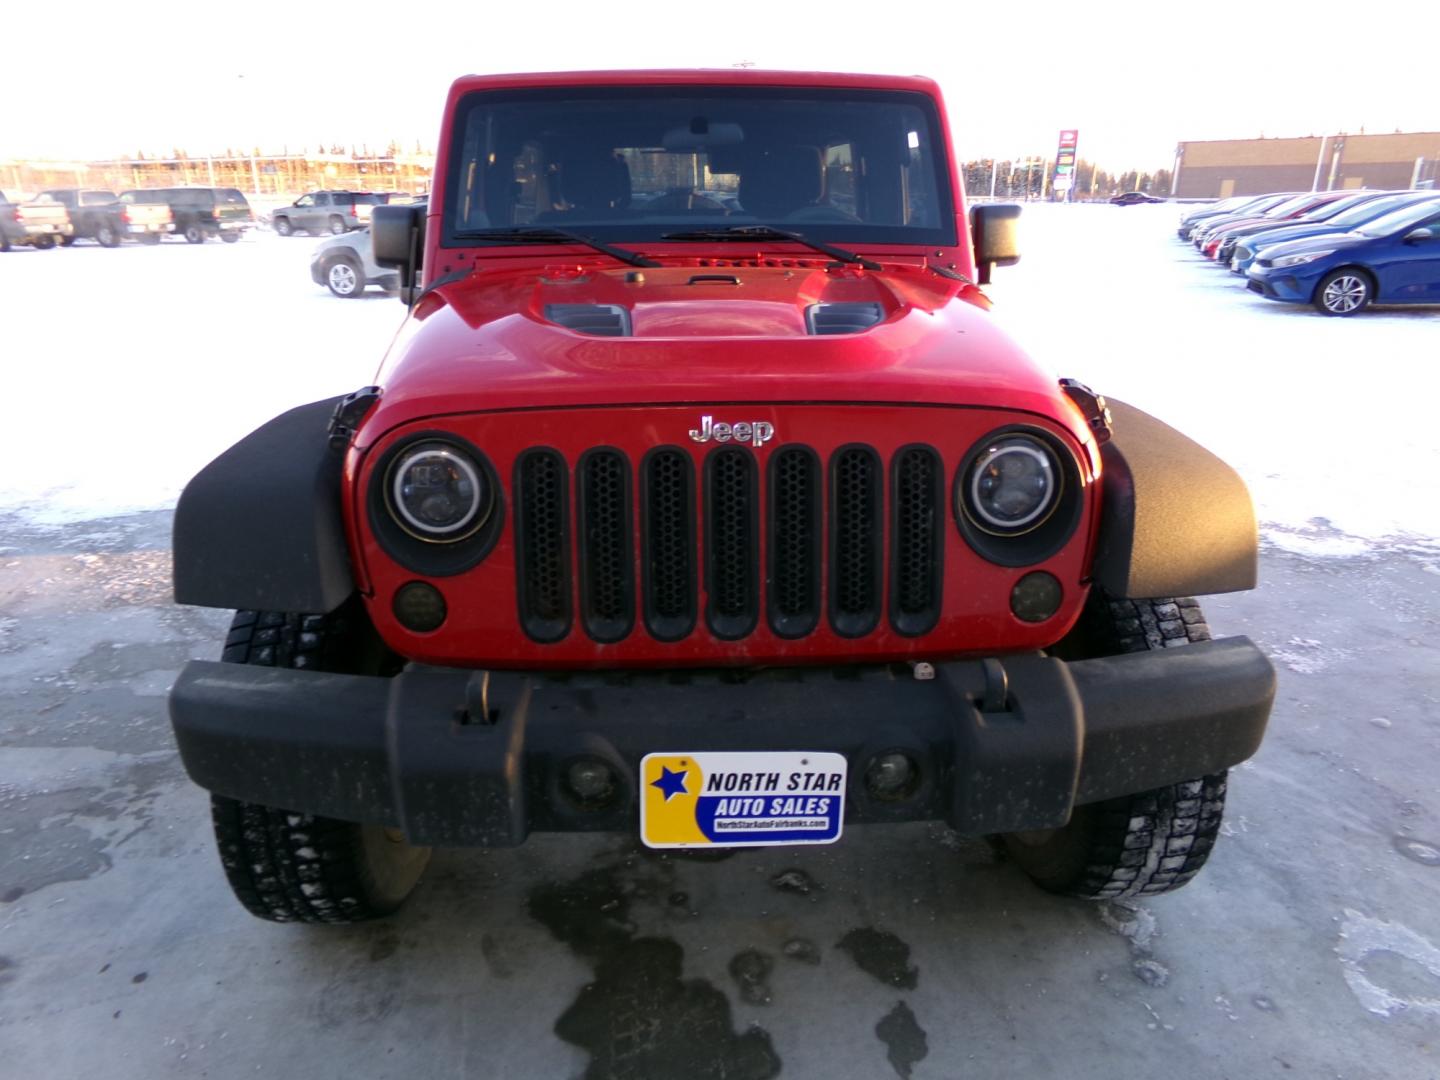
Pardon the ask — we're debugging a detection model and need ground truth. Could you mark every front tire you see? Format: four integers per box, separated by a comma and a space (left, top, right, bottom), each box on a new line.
1314, 268, 1371, 316
208, 607, 430, 923
325, 256, 364, 297
1002, 594, 1228, 899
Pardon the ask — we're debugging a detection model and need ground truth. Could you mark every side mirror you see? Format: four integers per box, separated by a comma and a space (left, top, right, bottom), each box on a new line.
1403, 226, 1436, 243
372, 204, 426, 300
970, 203, 1021, 284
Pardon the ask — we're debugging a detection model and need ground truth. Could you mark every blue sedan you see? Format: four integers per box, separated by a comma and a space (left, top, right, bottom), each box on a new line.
1230, 191, 1440, 275
1245, 199, 1440, 315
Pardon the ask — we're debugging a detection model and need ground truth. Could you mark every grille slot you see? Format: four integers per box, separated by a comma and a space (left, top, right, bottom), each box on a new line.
829, 445, 882, 637
890, 446, 943, 635
544, 303, 632, 336
767, 446, 821, 638
514, 449, 571, 643
805, 302, 885, 335
705, 448, 759, 639
576, 448, 634, 642
642, 448, 697, 641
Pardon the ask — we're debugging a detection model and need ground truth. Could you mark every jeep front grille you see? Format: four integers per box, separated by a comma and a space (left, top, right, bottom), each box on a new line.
512, 442, 943, 644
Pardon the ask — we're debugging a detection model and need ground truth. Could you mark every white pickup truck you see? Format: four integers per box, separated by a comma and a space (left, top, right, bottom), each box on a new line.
0, 193, 73, 250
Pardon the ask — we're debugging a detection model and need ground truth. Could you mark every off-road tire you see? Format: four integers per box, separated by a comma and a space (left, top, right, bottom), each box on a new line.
209, 606, 430, 923
1005, 774, 1228, 899
1002, 592, 1226, 899
96, 222, 120, 247
273, 215, 293, 236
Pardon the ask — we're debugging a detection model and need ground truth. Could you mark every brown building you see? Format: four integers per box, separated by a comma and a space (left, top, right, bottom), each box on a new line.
1172, 132, 1440, 198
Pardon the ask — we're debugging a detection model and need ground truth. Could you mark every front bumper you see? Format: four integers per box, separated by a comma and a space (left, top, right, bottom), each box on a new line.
1246, 265, 1313, 302
170, 638, 1274, 846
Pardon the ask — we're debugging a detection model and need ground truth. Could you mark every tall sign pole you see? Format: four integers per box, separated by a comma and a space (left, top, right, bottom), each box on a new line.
1053, 129, 1079, 202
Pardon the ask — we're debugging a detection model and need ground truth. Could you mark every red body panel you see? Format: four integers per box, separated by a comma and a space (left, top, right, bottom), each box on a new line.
343, 70, 1101, 669
352, 405, 1097, 669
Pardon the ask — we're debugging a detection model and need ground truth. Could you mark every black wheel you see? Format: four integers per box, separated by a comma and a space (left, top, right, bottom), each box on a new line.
328, 215, 346, 235
1002, 594, 1228, 899
59, 235, 76, 247
273, 215, 293, 237
136, 233, 162, 245
96, 222, 120, 248
325, 256, 365, 297
219, 231, 241, 243
32, 234, 57, 250
1313, 268, 1371, 316
208, 605, 430, 923
183, 223, 205, 244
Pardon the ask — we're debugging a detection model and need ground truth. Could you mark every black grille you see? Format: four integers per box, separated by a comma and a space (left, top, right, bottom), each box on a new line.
514, 449, 571, 643
890, 446, 943, 635
830, 446, 882, 637
577, 449, 633, 642
768, 447, 820, 638
642, 448, 696, 641
705, 448, 758, 639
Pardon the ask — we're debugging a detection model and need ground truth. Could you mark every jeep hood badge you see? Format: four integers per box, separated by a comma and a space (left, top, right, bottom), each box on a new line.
688, 415, 775, 447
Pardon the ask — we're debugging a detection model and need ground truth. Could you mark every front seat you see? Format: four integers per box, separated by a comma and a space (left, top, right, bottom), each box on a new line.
538, 151, 633, 220
738, 146, 825, 219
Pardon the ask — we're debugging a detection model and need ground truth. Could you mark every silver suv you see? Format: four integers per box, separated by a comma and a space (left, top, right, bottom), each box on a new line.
309, 223, 401, 297
274, 191, 383, 236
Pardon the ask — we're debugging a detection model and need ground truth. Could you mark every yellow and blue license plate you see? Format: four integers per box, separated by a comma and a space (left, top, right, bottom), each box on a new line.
640, 751, 847, 849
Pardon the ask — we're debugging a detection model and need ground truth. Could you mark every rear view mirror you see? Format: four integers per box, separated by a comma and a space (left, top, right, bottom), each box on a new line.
971, 204, 1021, 284
372, 204, 426, 301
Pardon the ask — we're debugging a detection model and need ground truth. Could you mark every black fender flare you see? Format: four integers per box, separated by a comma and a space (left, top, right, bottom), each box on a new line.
172, 396, 355, 613
1092, 399, 1257, 599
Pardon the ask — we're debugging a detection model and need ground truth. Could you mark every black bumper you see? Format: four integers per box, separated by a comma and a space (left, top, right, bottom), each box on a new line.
169, 638, 1274, 846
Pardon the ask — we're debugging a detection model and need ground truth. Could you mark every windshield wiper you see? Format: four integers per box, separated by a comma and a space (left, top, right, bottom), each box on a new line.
660, 226, 882, 270
454, 227, 659, 268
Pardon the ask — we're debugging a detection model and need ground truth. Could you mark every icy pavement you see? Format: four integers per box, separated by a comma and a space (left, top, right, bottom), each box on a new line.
2, 207, 1438, 559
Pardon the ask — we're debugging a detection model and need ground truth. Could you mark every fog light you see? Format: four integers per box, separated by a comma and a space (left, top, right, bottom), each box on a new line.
865, 752, 917, 801
394, 581, 447, 632
1011, 571, 1062, 623
564, 757, 617, 809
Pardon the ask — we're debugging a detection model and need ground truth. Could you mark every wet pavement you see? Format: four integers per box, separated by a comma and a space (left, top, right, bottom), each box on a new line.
2, 508, 1438, 1078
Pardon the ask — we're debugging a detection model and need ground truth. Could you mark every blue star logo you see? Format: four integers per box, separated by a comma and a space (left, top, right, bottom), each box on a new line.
651, 765, 689, 801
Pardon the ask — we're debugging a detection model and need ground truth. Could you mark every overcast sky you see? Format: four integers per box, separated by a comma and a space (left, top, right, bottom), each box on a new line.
3, 0, 1434, 171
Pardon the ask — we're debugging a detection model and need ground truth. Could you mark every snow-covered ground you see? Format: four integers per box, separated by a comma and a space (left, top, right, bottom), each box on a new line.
2, 207, 1437, 560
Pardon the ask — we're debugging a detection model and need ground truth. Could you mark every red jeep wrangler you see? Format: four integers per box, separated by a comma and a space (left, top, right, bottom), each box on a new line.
169, 70, 1274, 924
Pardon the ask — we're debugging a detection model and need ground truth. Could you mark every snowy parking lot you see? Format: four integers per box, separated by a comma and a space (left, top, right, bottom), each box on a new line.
2, 205, 1439, 1079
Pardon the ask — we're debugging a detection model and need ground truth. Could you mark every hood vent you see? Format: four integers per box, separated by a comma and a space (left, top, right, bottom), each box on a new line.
805, 302, 884, 335
545, 304, 632, 337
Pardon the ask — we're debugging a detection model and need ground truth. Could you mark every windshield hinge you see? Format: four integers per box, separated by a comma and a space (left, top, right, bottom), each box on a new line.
1059, 378, 1112, 445
328, 386, 381, 449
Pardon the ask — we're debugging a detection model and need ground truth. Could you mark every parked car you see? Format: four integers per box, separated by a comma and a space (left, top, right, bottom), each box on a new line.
1231, 191, 1440, 274
272, 191, 384, 236
1189, 193, 1307, 246
1177, 193, 1299, 240
308, 209, 425, 297
120, 187, 253, 243
0, 192, 72, 250
169, 69, 1274, 925
1201, 190, 1359, 260
1210, 190, 1391, 264
35, 188, 173, 246
1110, 191, 1163, 205
1246, 198, 1440, 314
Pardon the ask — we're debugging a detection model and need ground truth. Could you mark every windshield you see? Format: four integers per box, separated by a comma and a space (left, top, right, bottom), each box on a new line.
443, 86, 955, 247
1325, 194, 1426, 228
1356, 199, 1440, 237
1260, 194, 1316, 217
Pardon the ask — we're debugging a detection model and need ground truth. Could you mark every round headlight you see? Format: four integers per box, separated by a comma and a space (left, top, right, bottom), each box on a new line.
964, 436, 1059, 534
388, 442, 487, 541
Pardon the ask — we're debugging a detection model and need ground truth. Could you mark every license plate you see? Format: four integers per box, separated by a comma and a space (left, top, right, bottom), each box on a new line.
640, 751, 846, 848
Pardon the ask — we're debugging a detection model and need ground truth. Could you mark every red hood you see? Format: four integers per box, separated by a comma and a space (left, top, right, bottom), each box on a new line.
361, 258, 1081, 446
